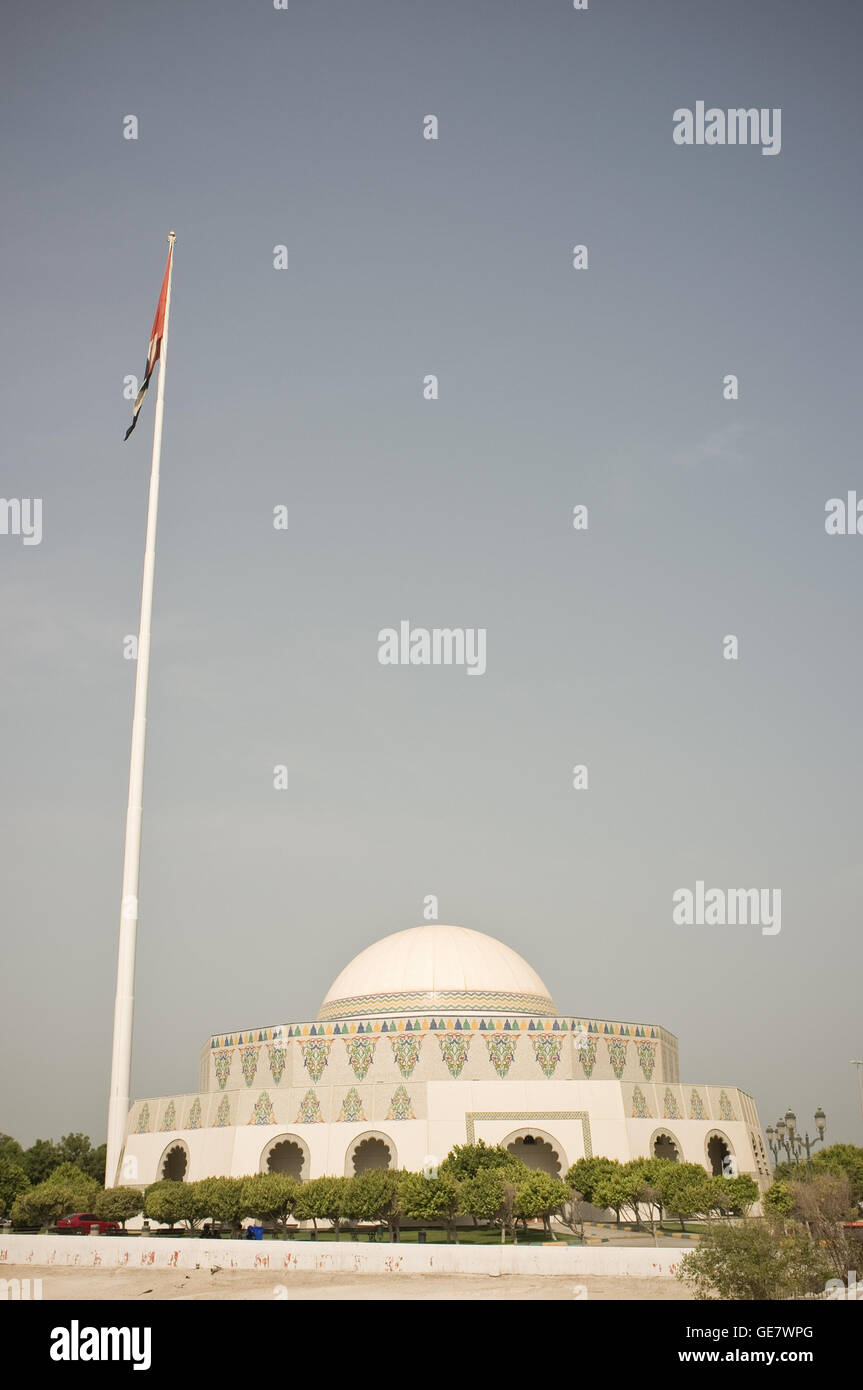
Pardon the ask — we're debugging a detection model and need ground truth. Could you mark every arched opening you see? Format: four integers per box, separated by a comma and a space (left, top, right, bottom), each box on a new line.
260, 1135, 309, 1181
652, 1131, 680, 1162
349, 1134, 394, 1175
502, 1129, 565, 1178
160, 1142, 188, 1182
707, 1132, 733, 1177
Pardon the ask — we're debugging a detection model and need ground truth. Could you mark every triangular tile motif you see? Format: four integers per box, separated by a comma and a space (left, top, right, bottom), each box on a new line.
135, 1102, 151, 1135
389, 1033, 422, 1079
606, 1037, 628, 1079
637, 1040, 657, 1081
577, 1034, 597, 1077
632, 1086, 652, 1118
531, 1033, 563, 1078
689, 1088, 706, 1120
338, 1087, 366, 1123
299, 1037, 331, 1084
344, 1034, 378, 1080
214, 1049, 233, 1091
267, 1040, 289, 1084
484, 1032, 518, 1078
663, 1088, 682, 1120
187, 1097, 203, 1130
719, 1090, 737, 1122
240, 1044, 259, 1087
214, 1095, 231, 1128
250, 1091, 275, 1125
437, 1032, 471, 1078
160, 1099, 177, 1132
296, 1089, 324, 1124
386, 1085, 415, 1120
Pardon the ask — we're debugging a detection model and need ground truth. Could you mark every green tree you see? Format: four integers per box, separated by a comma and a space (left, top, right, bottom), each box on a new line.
345, 1169, 403, 1240
55, 1134, 107, 1184
591, 1166, 639, 1227
0, 1158, 30, 1218
143, 1180, 203, 1231
400, 1171, 461, 1242
92, 1187, 144, 1230
459, 1168, 518, 1243
763, 1178, 794, 1219
293, 1176, 352, 1237
563, 1156, 619, 1206
713, 1173, 760, 1217
241, 1174, 299, 1236
194, 1177, 247, 1237
441, 1140, 526, 1183
513, 1171, 569, 1236
655, 1162, 716, 1232
10, 1166, 101, 1231
21, 1138, 61, 1185
0, 1135, 25, 1166
809, 1144, 863, 1203
677, 1220, 830, 1300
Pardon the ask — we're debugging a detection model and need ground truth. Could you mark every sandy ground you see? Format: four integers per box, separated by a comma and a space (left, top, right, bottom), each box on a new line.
2, 1264, 691, 1301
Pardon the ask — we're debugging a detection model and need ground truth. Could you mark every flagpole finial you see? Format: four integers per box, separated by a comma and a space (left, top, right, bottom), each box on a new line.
168, 230, 176, 241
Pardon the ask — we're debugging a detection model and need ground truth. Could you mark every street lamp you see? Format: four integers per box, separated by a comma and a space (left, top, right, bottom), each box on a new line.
765, 1107, 826, 1169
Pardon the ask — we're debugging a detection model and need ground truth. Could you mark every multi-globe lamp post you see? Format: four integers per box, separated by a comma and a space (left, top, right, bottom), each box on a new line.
765, 1107, 826, 1169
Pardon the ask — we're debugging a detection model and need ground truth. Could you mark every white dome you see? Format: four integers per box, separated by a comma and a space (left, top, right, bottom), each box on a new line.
318, 923, 555, 1021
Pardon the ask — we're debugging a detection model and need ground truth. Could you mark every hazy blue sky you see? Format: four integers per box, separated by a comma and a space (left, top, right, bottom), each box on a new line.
2, 0, 862, 1150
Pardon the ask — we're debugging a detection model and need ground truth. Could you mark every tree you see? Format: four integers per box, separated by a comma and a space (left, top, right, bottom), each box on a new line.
293, 1176, 352, 1237
241, 1174, 299, 1236
93, 1187, 143, 1230
193, 1177, 247, 1237
143, 1180, 203, 1231
441, 1141, 526, 1183
563, 1156, 619, 1207
21, 1138, 61, 1185
10, 1166, 101, 1232
345, 1169, 403, 1241
400, 1171, 461, 1243
459, 1168, 517, 1243
513, 1171, 569, 1236
808, 1144, 863, 1204
763, 1178, 794, 1219
55, 1134, 107, 1184
0, 1135, 25, 1165
713, 1173, 760, 1217
677, 1220, 830, 1301
789, 1171, 856, 1284
591, 1167, 639, 1227
0, 1158, 30, 1218
655, 1162, 716, 1232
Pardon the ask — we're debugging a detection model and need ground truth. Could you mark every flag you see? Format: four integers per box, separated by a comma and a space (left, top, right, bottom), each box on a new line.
124, 243, 173, 441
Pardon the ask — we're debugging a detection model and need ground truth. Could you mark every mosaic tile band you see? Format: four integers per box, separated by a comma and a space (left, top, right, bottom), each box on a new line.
317, 988, 556, 1021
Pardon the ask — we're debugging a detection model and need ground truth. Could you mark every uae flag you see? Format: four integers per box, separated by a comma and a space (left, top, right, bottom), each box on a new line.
124, 243, 173, 441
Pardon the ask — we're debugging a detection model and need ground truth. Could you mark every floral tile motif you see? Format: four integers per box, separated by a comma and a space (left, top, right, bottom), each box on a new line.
719, 1090, 737, 1121
663, 1088, 681, 1120
389, 1033, 422, 1079
632, 1086, 651, 1118
577, 1035, 597, 1078
689, 1088, 706, 1120
214, 1049, 233, 1091
296, 1089, 324, 1124
484, 1033, 518, 1078
135, 1102, 151, 1135
240, 1045, 259, 1088
386, 1085, 415, 1120
637, 1040, 657, 1081
606, 1037, 628, 1080
437, 1032, 471, 1078
187, 1097, 202, 1130
531, 1033, 563, 1078
344, 1035, 378, 1081
215, 1095, 231, 1128
267, 1041, 288, 1085
338, 1087, 366, 1123
161, 1100, 177, 1132
299, 1038, 331, 1085
250, 1091, 275, 1126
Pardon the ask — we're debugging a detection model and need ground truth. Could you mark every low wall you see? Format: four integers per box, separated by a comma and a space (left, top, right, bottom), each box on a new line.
0, 1234, 681, 1278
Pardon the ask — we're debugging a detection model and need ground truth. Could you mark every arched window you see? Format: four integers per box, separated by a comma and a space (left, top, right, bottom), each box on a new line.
260, 1134, 309, 1181
159, 1141, 189, 1182
346, 1132, 395, 1176
501, 1128, 566, 1178
706, 1131, 734, 1177
651, 1131, 680, 1162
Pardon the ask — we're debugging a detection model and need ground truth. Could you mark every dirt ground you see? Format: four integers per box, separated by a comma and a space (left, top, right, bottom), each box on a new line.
3, 1264, 691, 1301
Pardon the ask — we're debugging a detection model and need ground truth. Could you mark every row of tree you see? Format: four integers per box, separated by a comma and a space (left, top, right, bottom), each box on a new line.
0, 1132, 105, 1185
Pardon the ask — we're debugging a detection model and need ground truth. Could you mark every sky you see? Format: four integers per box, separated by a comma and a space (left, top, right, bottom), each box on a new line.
1, 0, 862, 1152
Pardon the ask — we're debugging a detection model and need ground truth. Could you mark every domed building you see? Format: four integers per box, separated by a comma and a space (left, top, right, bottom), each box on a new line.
121, 923, 769, 1188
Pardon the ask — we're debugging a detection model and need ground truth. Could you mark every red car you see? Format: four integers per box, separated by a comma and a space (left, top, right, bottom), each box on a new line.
56, 1213, 121, 1235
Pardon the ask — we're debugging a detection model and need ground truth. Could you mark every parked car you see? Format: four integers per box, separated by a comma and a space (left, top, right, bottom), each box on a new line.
56, 1213, 121, 1235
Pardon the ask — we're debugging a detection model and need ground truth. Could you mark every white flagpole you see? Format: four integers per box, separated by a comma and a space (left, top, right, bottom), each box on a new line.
106, 232, 176, 1188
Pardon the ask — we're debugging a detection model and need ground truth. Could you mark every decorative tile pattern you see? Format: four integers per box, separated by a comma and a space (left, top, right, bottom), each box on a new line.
344, 1035, 378, 1080
637, 1041, 657, 1080
663, 1088, 682, 1120
689, 1088, 706, 1120
296, 1089, 324, 1124
484, 1033, 518, 1078
250, 1091, 275, 1125
719, 1090, 737, 1122
161, 1100, 177, 1132
240, 1045, 259, 1088
214, 1049, 233, 1091
531, 1033, 563, 1078
465, 1111, 593, 1160
437, 1032, 471, 1078
338, 1087, 366, 1122
318, 988, 554, 1021
386, 1085, 415, 1120
215, 1095, 231, 1128
577, 1035, 597, 1078
631, 1086, 651, 1118
187, 1097, 202, 1130
299, 1038, 331, 1084
606, 1037, 628, 1080
389, 1033, 422, 1078
267, 1041, 288, 1085
135, 1103, 151, 1135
